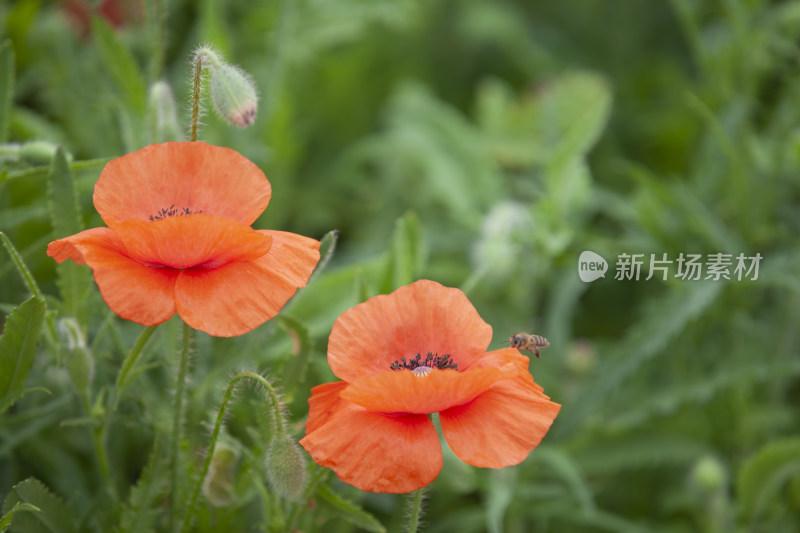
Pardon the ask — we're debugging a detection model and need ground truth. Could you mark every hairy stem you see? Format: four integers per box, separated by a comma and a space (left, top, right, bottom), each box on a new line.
407, 488, 425, 533
190, 53, 203, 142
180, 371, 284, 532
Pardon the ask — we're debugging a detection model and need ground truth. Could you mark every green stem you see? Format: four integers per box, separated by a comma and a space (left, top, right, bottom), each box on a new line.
93, 424, 110, 481
190, 53, 203, 142
180, 371, 284, 533
98, 324, 159, 487
113, 325, 159, 408
170, 322, 193, 533
407, 488, 425, 533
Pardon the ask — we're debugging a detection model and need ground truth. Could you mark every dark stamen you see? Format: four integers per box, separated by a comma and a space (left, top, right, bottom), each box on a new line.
149, 204, 204, 221
390, 352, 457, 371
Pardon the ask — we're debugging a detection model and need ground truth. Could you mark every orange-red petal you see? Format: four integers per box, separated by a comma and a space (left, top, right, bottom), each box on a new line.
466, 347, 543, 391
305, 381, 349, 434
328, 280, 493, 382
113, 214, 272, 269
47, 228, 178, 325
94, 142, 271, 226
173, 230, 320, 336
341, 366, 516, 414
439, 377, 560, 468
300, 401, 441, 493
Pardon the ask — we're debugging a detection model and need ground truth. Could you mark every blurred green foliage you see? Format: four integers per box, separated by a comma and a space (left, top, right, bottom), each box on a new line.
2, 0, 800, 531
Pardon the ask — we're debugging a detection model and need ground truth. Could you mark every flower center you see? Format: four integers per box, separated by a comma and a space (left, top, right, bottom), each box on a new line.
390, 352, 457, 377
149, 204, 204, 221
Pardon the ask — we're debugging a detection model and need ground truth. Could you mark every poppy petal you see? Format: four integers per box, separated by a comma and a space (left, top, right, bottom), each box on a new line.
305, 381, 349, 434
113, 215, 272, 269
341, 366, 515, 414
439, 378, 560, 468
94, 142, 271, 226
174, 230, 320, 336
328, 280, 493, 382
300, 402, 441, 493
467, 348, 543, 391
47, 228, 178, 325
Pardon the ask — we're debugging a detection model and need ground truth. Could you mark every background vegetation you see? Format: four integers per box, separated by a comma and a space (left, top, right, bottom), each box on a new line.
2, 0, 800, 531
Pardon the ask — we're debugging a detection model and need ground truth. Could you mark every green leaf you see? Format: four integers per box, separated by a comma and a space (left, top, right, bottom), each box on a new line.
309, 229, 339, 282
0, 502, 42, 532
47, 147, 83, 239
542, 71, 612, 167
0, 40, 14, 143
1, 478, 76, 533
0, 387, 50, 418
0, 232, 43, 300
737, 437, 800, 521
47, 148, 91, 321
0, 297, 46, 415
381, 211, 426, 293
315, 483, 386, 533
91, 17, 146, 112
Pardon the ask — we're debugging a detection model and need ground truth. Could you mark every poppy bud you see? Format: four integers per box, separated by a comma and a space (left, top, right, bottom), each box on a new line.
265, 435, 306, 500
59, 318, 94, 398
202, 443, 239, 507
148, 80, 183, 142
209, 63, 258, 128
689, 456, 727, 494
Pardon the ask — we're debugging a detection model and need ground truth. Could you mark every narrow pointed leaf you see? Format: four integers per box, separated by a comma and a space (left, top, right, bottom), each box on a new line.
0, 297, 45, 413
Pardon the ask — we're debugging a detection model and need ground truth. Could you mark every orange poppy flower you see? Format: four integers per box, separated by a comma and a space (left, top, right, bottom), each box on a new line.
299, 280, 560, 493
47, 142, 320, 337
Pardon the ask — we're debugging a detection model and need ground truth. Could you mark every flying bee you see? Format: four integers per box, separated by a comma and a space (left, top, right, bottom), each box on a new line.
509, 333, 549, 359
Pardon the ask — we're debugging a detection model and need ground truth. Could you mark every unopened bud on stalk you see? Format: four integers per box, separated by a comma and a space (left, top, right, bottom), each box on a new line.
58, 318, 94, 399
202, 443, 240, 507
209, 63, 258, 128
148, 80, 184, 142
265, 435, 306, 500
190, 45, 258, 136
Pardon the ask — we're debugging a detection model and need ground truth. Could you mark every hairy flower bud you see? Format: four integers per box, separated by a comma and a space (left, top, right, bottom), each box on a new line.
265, 435, 306, 500
209, 63, 258, 128
58, 318, 94, 399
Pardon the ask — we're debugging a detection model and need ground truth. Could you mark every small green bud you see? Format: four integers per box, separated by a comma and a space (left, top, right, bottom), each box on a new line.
202, 443, 240, 507
689, 456, 727, 494
58, 318, 94, 398
148, 80, 184, 142
265, 435, 306, 500
209, 63, 258, 128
